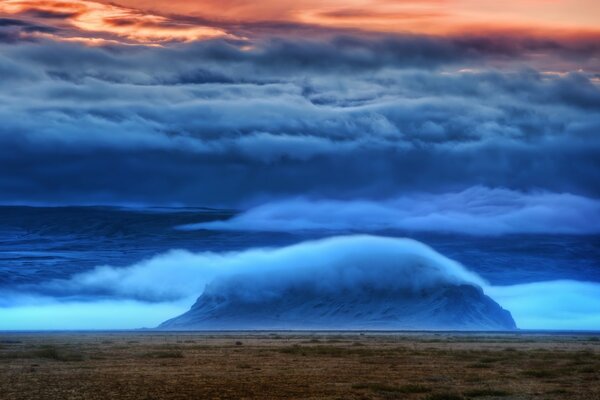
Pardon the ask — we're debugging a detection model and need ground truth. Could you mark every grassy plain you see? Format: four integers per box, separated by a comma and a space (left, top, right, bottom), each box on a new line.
0, 332, 599, 399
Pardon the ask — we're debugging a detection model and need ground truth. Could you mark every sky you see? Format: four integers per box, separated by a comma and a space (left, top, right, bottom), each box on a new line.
0, 1, 599, 331
0, 0, 598, 206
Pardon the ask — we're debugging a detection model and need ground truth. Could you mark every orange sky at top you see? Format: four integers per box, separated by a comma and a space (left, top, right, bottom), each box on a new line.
107, 0, 600, 35
0, 0, 230, 44
0, 0, 598, 45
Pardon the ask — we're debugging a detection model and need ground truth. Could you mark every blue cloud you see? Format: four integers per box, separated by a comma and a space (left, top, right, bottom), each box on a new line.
181, 187, 600, 235
1, 236, 598, 330
0, 34, 598, 205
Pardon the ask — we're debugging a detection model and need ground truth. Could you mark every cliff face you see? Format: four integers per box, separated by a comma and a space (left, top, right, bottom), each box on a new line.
160, 283, 516, 331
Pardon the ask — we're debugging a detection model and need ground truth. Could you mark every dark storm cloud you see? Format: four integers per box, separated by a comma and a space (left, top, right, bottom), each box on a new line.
0, 34, 599, 206
0, 17, 56, 42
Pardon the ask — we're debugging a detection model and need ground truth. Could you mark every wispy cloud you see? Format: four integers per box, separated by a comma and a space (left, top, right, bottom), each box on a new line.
101, 0, 600, 36
0, 0, 232, 44
181, 187, 600, 235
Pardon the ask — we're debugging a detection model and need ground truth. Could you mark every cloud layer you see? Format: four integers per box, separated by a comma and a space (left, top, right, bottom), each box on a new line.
0, 0, 231, 44
1, 235, 598, 330
5, 0, 600, 39
0, 30, 598, 206
182, 187, 600, 235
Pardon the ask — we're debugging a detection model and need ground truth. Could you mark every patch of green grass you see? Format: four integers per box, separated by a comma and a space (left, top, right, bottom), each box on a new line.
141, 350, 184, 359
278, 344, 384, 357
189, 344, 211, 350
546, 389, 570, 395
478, 357, 503, 363
464, 388, 511, 397
278, 345, 345, 357
426, 393, 464, 400
396, 384, 431, 393
352, 382, 430, 394
578, 367, 596, 373
33, 345, 84, 362
467, 363, 492, 369
522, 369, 557, 378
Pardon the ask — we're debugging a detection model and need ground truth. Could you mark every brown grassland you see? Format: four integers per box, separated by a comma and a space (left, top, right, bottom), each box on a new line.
0, 332, 599, 399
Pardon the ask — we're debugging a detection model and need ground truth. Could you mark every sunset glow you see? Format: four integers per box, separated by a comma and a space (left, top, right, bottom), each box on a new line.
0, 0, 598, 45
106, 0, 600, 35
300, 0, 600, 35
0, 0, 230, 44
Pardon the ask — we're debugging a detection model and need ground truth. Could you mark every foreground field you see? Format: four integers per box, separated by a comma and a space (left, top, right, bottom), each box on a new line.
0, 332, 599, 399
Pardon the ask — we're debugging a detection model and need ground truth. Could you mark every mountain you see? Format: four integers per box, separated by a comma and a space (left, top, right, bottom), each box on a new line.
160, 282, 515, 330
159, 235, 517, 331
158, 236, 517, 331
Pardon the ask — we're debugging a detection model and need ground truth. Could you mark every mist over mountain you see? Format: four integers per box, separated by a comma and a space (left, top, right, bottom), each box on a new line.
160, 236, 516, 331
0, 207, 598, 330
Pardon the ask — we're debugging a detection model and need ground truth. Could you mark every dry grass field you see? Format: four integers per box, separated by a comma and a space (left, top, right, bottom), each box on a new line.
0, 332, 599, 400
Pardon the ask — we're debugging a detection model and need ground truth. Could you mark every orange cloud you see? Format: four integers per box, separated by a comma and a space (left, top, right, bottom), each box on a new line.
1, 0, 598, 46
104, 0, 600, 36
296, 0, 600, 36
0, 0, 231, 44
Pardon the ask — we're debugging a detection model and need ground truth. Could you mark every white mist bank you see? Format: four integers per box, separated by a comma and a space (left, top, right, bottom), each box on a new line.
488, 281, 600, 330
0, 235, 599, 330
0, 299, 190, 330
180, 187, 600, 235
